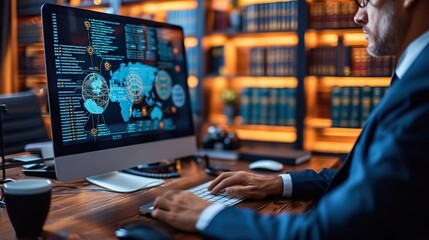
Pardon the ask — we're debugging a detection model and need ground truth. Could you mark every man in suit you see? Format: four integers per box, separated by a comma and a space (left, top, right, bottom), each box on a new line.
152, 0, 429, 238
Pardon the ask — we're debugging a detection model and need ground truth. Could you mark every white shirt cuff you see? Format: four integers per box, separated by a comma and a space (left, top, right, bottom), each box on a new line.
195, 203, 226, 231
280, 173, 293, 198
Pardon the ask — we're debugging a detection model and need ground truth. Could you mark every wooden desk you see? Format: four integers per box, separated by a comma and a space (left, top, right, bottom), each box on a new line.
0, 156, 341, 239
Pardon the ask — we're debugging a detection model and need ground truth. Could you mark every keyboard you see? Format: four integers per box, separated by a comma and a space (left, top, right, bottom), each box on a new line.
139, 181, 244, 215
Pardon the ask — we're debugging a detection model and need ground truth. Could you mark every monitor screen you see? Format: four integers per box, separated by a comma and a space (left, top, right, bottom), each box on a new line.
41, 3, 197, 183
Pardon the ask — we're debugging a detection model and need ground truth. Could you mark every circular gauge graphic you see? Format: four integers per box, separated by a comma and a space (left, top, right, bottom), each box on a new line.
84, 21, 91, 29
125, 72, 144, 104
87, 45, 94, 55
104, 61, 111, 71
82, 73, 109, 114
91, 128, 97, 137
155, 70, 173, 100
172, 84, 186, 108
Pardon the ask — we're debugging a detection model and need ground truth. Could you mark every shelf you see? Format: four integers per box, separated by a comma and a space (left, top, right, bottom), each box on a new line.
306, 29, 365, 48
204, 76, 298, 88
306, 76, 392, 87
203, 32, 298, 48
304, 125, 361, 153
307, 140, 354, 154
210, 120, 297, 143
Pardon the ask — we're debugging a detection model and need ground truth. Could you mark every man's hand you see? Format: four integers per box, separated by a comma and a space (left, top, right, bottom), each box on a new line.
152, 190, 211, 232
208, 171, 283, 199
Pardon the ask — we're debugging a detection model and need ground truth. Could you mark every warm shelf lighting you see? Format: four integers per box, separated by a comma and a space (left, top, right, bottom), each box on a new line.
203, 35, 228, 48
234, 77, 297, 88
70, 0, 81, 6
305, 117, 332, 128
204, 77, 228, 90
210, 0, 230, 10
322, 127, 362, 137
184, 37, 198, 48
236, 129, 297, 143
318, 77, 391, 87
344, 33, 366, 45
306, 29, 366, 48
140, 1, 197, 12
187, 76, 199, 88
232, 33, 298, 47
241, 0, 293, 6
309, 141, 354, 153
93, 0, 102, 5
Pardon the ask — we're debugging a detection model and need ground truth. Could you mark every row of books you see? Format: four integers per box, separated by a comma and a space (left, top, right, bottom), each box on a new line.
350, 47, 396, 76
309, 45, 396, 77
207, 45, 297, 77
17, 0, 55, 16
309, 0, 358, 29
18, 47, 45, 75
240, 87, 296, 126
247, 46, 297, 76
241, 1, 298, 33
205, 10, 232, 33
166, 9, 197, 37
207, 46, 225, 75
18, 16, 42, 44
331, 85, 389, 128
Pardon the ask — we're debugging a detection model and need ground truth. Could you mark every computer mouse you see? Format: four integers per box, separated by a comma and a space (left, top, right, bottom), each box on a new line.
115, 223, 170, 240
248, 159, 284, 172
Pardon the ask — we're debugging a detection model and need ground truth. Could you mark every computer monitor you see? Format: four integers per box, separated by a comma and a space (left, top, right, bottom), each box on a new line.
41, 3, 197, 189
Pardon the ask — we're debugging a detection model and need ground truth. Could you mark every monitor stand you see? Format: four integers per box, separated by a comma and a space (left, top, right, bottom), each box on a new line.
85, 171, 164, 193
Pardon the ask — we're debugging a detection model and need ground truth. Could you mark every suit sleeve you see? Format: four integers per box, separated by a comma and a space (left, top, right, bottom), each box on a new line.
288, 168, 338, 199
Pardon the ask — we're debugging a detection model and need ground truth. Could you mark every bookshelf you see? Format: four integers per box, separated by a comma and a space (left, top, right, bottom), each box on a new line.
10, 0, 396, 155
201, 0, 394, 155
202, 0, 305, 149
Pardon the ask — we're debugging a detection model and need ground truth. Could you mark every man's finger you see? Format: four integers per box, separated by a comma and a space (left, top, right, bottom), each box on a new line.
153, 196, 172, 211
152, 207, 170, 222
210, 173, 244, 194
208, 171, 235, 190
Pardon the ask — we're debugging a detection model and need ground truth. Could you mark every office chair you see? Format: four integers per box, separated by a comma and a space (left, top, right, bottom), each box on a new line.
0, 90, 50, 155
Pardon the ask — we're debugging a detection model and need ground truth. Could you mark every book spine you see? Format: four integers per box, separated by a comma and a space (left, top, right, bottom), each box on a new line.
249, 87, 260, 125
360, 85, 372, 127
240, 88, 251, 125
268, 88, 278, 126
349, 86, 361, 128
371, 86, 383, 112
331, 85, 342, 127
339, 86, 351, 127
286, 88, 296, 126
259, 88, 270, 125
277, 88, 288, 126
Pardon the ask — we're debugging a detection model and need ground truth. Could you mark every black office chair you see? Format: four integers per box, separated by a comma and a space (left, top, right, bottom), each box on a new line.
0, 90, 50, 155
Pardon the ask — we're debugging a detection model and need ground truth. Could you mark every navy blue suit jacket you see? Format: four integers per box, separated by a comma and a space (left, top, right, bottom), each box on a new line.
202, 44, 429, 239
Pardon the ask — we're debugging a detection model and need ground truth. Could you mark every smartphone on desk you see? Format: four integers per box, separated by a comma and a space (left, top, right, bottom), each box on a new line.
22, 164, 57, 179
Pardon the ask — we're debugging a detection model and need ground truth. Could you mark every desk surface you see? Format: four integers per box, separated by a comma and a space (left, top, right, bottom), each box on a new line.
0, 156, 341, 239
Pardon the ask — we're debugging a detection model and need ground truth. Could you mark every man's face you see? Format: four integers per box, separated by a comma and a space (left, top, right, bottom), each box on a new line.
354, 0, 406, 57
